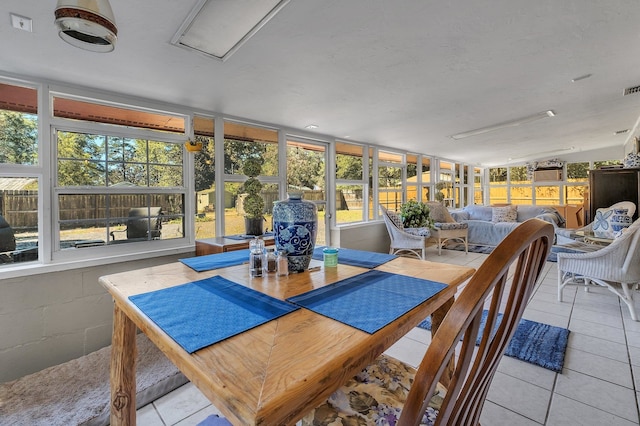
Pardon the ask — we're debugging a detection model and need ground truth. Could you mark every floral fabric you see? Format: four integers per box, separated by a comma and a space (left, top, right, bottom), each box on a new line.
491, 206, 517, 223
301, 354, 446, 426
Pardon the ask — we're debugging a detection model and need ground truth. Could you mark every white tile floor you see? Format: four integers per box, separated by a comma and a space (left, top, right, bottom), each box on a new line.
137, 247, 640, 425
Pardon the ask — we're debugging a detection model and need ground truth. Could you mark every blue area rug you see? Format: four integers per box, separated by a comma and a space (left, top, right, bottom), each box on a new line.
418, 311, 569, 372
444, 242, 562, 262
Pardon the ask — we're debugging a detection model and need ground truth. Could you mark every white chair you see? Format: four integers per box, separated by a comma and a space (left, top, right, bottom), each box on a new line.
556, 201, 636, 245
558, 217, 640, 321
380, 205, 429, 260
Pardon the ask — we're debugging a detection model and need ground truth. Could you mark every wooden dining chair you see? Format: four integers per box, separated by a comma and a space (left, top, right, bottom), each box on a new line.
302, 218, 554, 426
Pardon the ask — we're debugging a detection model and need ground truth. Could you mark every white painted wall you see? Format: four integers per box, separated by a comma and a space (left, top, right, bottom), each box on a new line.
330, 221, 390, 253
0, 252, 187, 383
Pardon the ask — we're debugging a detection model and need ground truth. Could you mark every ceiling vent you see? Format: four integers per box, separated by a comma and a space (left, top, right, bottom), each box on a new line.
623, 85, 640, 96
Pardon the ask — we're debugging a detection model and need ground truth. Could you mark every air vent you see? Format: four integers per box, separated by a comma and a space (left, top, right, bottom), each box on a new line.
623, 85, 640, 96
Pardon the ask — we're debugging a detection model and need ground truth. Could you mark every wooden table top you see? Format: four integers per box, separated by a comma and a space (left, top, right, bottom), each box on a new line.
100, 255, 475, 425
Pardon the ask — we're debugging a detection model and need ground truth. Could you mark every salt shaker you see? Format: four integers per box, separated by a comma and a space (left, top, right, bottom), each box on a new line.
276, 250, 289, 276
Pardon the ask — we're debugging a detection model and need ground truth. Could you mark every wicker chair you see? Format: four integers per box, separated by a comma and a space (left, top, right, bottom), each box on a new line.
556, 201, 636, 244
301, 219, 554, 426
558, 217, 640, 321
380, 205, 430, 260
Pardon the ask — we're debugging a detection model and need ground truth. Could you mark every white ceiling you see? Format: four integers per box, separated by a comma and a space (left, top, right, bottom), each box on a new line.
2, 0, 640, 166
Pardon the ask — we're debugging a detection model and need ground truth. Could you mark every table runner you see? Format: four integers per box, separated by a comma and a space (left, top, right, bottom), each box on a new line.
287, 270, 447, 334
311, 246, 397, 268
129, 276, 299, 353
180, 249, 250, 272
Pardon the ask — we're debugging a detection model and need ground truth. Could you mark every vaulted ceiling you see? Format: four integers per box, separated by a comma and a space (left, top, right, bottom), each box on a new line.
2, 0, 640, 166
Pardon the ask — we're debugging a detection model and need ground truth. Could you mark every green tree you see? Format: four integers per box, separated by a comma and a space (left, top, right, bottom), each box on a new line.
286, 146, 324, 189
0, 111, 37, 165
194, 136, 215, 192
57, 131, 105, 186
336, 153, 363, 180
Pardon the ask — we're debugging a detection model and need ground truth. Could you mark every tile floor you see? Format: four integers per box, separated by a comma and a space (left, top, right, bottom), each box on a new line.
136, 247, 640, 425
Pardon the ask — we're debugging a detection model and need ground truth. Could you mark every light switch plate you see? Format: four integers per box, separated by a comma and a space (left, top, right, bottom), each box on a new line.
10, 13, 32, 32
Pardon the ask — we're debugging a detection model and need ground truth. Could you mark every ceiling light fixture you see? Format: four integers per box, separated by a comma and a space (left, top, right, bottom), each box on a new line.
172, 0, 290, 61
54, 0, 117, 53
451, 110, 556, 140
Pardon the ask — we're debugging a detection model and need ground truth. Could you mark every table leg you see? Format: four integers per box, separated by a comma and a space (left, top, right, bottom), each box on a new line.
430, 297, 454, 388
110, 303, 138, 426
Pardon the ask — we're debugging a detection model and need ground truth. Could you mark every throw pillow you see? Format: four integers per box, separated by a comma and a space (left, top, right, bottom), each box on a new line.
492, 206, 517, 223
592, 207, 616, 239
386, 209, 404, 229
426, 202, 455, 223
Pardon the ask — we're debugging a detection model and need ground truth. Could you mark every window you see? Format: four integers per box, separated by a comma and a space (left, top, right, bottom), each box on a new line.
222, 121, 278, 236
377, 150, 403, 212
0, 81, 40, 265
194, 116, 215, 239
52, 96, 186, 255
336, 141, 365, 224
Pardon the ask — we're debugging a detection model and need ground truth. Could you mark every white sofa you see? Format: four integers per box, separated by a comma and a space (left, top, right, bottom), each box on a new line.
449, 205, 565, 246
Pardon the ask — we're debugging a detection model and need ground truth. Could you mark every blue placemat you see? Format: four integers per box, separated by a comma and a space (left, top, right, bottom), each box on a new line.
129, 276, 299, 353
180, 249, 250, 272
287, 270, 447, 334
311, 246, 397, 268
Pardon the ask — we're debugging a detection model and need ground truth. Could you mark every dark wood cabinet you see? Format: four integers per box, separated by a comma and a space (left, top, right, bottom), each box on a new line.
587, 168, 640, 223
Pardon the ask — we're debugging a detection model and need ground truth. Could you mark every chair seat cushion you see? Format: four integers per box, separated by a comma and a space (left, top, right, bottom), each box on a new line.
434, 222, 468, 230
404, 227, 431, 237
302, 354, 446, 426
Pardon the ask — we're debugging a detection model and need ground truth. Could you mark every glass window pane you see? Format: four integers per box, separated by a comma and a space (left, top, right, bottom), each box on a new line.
224, 121, 278, 176
194, 116, 215, 239
378, 150, 403, 164
535, 186, 560, 205
0, 83, 38, 165
58, 193, 184, 248
1, 177, 38, 264
567, 162, 589, 181
489, 167, 507, 184
336, 142, 363, 180
510, 186, 533, 205
336, 184, 364, 224
378, 165, 402, 211
509, 166, 529, 184
565, 184, 588, 205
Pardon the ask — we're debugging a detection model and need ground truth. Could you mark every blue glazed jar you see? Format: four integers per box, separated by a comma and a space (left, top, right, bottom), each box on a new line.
272, 191, 318, 272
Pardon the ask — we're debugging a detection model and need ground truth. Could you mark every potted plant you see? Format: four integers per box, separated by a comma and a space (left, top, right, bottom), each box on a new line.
399, 200, 434, 229
240, 158, 265, 235
434, 181, 450, 204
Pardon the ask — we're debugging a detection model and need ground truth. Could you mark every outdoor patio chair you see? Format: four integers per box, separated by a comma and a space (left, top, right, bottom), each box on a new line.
301, 218, 554, 425
0, 214, 16, 263
380, 204, 429, 260
558, 217, 640, 321
110, 207, 163, 242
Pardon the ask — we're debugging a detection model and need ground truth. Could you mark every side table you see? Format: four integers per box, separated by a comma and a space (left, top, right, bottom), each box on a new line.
196, 236, 275, 256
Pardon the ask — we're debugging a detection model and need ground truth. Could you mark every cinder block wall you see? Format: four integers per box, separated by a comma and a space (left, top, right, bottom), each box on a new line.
330, 221, 390, 253
0, 253, 187, 383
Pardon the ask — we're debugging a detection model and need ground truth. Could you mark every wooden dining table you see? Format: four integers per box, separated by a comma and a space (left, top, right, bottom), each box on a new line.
100, 253, 475, 426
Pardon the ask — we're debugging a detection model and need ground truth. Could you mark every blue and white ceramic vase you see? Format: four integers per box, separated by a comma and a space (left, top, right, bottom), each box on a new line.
272, 191, 318, 272
610, 208, 633, 237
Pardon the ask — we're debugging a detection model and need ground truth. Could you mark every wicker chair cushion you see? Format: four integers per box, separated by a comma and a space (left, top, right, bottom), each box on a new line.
404, 227, 431, 237
434, 222, 468, 230
301, 354, 446, 426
